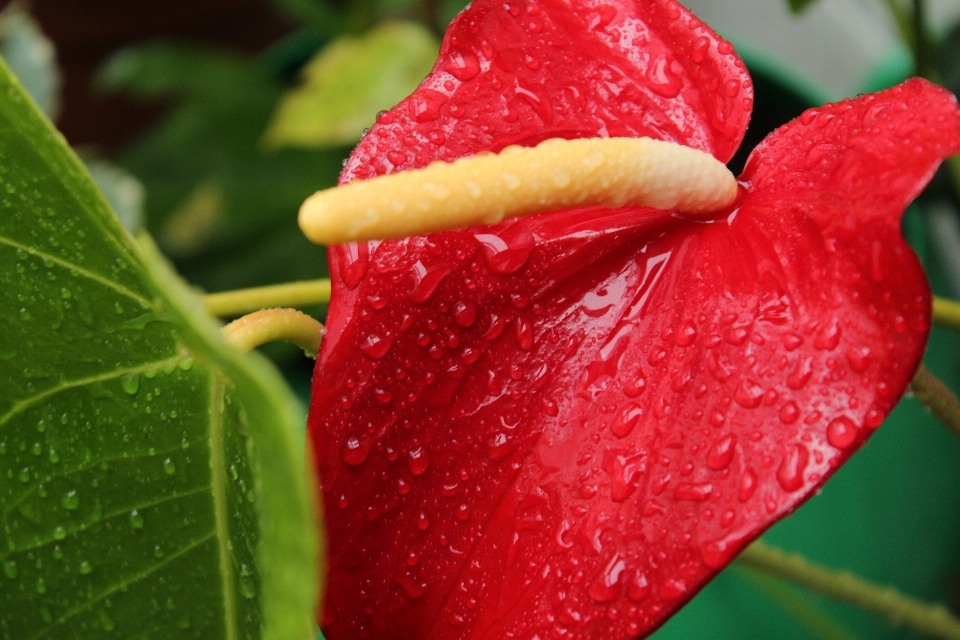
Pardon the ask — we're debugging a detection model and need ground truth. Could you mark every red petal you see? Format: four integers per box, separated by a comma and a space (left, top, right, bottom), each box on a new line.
310, 82, 960, 639
342, 0, 751, 184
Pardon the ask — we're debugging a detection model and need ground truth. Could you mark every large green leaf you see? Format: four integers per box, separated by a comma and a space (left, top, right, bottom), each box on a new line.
0, 55, 319, 640
98, 43, 342, 294
263, 22, 438, 149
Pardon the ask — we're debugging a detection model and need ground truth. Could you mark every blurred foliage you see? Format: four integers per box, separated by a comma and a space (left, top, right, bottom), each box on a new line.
936, 22, 960, 100
786, 0, 820, 15
264, 21, 438, 149
0, 4, 58, 119
97, 43, 345, 295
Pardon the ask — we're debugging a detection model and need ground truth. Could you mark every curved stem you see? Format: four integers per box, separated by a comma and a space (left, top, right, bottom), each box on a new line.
911, 364, 960, 440
222, 308, 324, 358
737, 541, 960, 640
204, 280, 331, 318
933, 296, 960, 333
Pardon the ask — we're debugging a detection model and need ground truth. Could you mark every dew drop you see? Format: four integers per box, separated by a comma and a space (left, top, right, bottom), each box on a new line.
627, 569, 651, 602
814, 317, 842, 350
776, 443, 810, 492
360, 334, 393, 359
417, 512, 430, 530
623, 375, 647, 398
408, 446, 430, 475
779, 401, 800, 424
734, 379, 764, 409
53, 525, 66, 540
444, 51, 481, 80
587, 553, 625, 603
3, 561, 17, 579
79, 560, 92, 575
452, 301, 477, 328
673, 481, 713, 502
515, 315, 534, 351
603, 450, 648, 502
674, 321, 697, 347
700, 532, 748, 569
611, 405, 643, 438
130, 510, 144, 529
61, 490, 79, 510
409, 261, 454, 303
240, 575, 256, 599
341, 437, 372, 466
486, 433, 512, 461
706, 434, 737, 470
120, 373, 140, 395
163, 458, 176, 475
826, 416, 858, 449
738, 468, 757, 502
661, 578, 687, 599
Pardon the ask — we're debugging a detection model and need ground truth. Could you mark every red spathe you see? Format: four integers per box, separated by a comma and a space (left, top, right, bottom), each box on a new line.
308, 0, 960, 637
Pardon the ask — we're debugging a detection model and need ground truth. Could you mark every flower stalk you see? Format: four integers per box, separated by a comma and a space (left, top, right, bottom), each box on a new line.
222, 308, 324, 358
204, 279, 331, 317
911, 364, 960, 440
737, 541, 960, 640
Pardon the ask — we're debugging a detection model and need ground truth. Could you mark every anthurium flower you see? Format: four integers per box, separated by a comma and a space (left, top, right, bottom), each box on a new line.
305, 0, 960, 638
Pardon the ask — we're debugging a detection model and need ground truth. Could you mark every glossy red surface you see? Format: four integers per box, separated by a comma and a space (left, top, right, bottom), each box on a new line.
308, 0, 960, 637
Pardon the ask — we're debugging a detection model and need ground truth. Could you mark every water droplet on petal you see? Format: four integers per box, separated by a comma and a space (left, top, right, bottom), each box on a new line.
587, 553, 625, 603
515, 315, 534, 351
776, 443, 810, 492
706, 434, 737, 470
341, 437, 372, 466
611, 405, 643, 438
408, 446, 430, 475
826, 416, 858, 449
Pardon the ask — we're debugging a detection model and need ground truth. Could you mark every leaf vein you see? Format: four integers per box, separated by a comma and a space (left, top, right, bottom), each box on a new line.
0, 355, 182, 430
0, 234, 152, 308
29, 531, 217, 640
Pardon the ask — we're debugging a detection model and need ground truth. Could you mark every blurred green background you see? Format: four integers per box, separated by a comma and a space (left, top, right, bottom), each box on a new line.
5, 0, 960, 638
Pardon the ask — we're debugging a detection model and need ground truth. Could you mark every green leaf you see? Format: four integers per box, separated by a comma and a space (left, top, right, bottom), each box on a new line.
97, 43, 342, 294
263, 22, 439, 149
0, 55, 319, 640
786, 0, 820, 14
81, 157, 145, 234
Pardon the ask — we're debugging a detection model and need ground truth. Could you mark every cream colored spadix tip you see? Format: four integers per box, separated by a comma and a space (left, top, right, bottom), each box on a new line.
299, 137, 738, 245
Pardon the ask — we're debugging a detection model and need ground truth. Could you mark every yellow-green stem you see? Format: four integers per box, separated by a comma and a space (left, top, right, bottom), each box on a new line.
222, 308, 324, 358
911, 364, 960, 440
737, 541, 960, 640
933, 296, 960, 332
204, 279, 331, 317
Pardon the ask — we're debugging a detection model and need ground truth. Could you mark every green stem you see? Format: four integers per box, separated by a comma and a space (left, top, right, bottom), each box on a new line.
737, 541, 960, 640
913, 0, 932, 77
882, 0, 916, 53
736, 568, 861, 640
222, 308, 324, 358
933, 296, 960, 332
911, 364, 960, 441
204, 279, 331, 318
